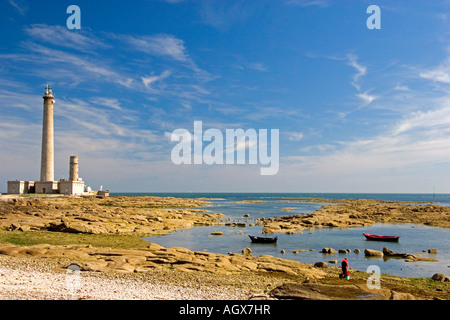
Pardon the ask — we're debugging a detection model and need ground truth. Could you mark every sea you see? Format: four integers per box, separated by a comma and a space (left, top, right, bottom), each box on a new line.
112, 193, 450, 278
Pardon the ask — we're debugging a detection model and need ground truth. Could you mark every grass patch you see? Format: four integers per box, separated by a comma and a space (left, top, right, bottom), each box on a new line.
0, 229, 151, 250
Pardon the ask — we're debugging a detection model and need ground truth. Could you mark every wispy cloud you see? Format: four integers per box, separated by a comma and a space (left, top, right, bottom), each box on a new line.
24, 24, 109, 52
356, 91, 377, 108
10, 42, 134, 88
141, 70, 172, 91
347, 54, 367, 91
286, 132, 304, 141
247, 62, 268, 72
198, 1, 256, 31
420, 61, 450, 83
8, 0, 27, 16
117, 33, 190, 62
90, 97, 123, 111
284, 0, 330, 7
393, 104, 450, 136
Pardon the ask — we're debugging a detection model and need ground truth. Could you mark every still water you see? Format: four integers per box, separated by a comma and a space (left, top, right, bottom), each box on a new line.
142, 196, 450, 278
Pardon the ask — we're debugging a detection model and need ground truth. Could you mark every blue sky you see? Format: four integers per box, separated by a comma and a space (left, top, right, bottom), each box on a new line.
1, 0, 450, 193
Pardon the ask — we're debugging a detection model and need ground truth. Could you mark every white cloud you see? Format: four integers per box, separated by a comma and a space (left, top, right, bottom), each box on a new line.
393, 104, 450, 136
356, 91, 377, 107
91, 97, 123, 110
420, 63, 450, 83
287, 132, 304, 141
141, 70, 171, 90
247, 62, 267, 72
17, 43, 134, 88
8, 0, 27, 16
24, 24, 109, 52
118, 34, 189, 62
347, 54, 367, 91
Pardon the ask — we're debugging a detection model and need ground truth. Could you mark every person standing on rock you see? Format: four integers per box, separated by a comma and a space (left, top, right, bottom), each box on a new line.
341, 258, 350, 280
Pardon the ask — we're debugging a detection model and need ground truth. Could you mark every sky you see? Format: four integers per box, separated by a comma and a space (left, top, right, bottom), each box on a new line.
0, 0, 449, 193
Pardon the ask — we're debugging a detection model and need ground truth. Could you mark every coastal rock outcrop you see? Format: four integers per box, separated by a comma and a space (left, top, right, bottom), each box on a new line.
364, 249, 383, 257
260, 199, 450, 234
0, 242, 327, 279
382, 247, 439, 262
0, 196, 224, 236
270, 282, 417, 300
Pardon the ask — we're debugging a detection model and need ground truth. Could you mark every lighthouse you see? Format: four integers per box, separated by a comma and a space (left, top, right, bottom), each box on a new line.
7, 86, 92, 196
40, 85, 55, 182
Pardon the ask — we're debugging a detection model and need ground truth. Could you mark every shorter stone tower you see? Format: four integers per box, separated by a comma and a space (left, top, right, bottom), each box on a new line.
69, 156, 79, 181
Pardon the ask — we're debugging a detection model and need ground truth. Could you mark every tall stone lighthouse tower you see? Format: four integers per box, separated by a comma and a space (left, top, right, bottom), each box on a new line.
40, 85, 55, 182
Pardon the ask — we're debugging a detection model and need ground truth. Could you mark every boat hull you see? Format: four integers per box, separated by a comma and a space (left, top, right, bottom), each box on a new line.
363, 233, 400, 242
249, 235, 278, 244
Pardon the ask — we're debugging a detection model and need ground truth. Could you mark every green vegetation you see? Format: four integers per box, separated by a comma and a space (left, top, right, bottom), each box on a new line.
0, 230, 151, 249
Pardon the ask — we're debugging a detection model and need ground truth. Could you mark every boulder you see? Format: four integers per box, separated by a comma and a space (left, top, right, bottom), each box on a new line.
321, 248, 337, 254
314, 261, 328, 268
18, 225, 30, 232
431, 273, 449, 282
242, 247, 252, 256
428, 248, 438, 254
364, 249, 383, 257
390, 291, 415, 300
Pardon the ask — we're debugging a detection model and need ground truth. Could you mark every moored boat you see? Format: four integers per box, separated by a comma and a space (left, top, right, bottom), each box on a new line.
363, 233, 400, 242
249, 235, 278, 243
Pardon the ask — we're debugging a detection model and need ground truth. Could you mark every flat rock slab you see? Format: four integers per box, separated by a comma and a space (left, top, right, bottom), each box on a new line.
270, 282, 415, 300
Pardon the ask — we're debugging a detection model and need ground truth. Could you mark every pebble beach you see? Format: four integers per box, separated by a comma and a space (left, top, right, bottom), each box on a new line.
0, 256, 251, 300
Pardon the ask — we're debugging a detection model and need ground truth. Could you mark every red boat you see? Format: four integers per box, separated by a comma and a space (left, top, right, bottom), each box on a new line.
363, 233, 400, 242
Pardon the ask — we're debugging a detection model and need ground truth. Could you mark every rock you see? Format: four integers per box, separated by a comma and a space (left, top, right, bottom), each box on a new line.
382, 247, 418, 261
428, 248, 438, 254
354, 249, 360, 254
257, 262, 296, 275
314, 261, 328, 268
243, 214, 250, 217
210, 232, 223, 236
8, 223, 20, 231
270, 283, 331, 300
242, 247, 252, 256
328, 260, 338, 264
364, 249, 383, 257
78, 261, 109, 272
431, 273, 449, 282
18, 225, 30, 232
338, 249, 349, 254
321, 248, 337, 254
390, 291, 416, 300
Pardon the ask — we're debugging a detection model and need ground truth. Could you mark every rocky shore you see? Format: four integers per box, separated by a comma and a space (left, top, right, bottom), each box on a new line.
0, 195, 448, 300
258, 199, 450, 234
0, 195, 223, 236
